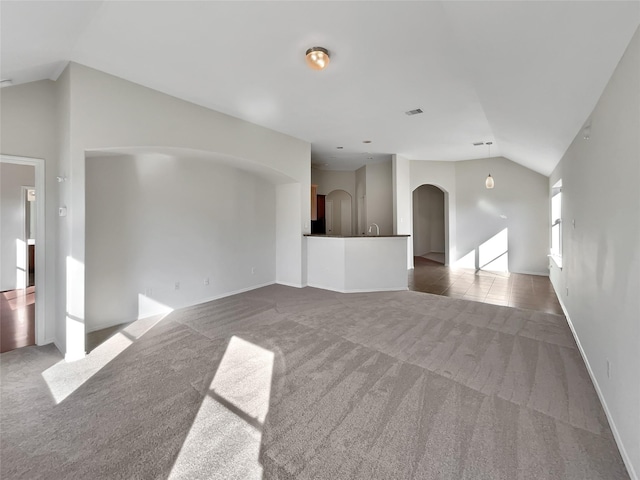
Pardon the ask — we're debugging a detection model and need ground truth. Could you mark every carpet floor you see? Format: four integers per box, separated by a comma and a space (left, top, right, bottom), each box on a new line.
0, 285, 629, 479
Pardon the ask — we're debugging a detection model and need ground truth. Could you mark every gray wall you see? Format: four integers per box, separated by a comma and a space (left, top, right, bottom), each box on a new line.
312, 168, 356, 234
0, 163, 35, 291
61, 62, 310, 357
549, 28, 639, 477
325, 189, 353, 236
85, 153, 276, 332
409, 157, 548, 275
365, 161, 393, 235
355, 166, 366, 235
0, 80, 59, 344
455, 157, 549, 275
412, 185, 445, 257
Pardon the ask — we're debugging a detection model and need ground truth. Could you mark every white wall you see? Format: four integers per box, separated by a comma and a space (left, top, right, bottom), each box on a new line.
85, 153, 276, 332
326, 189, 353, 235
0, 80, 59, 345
276, 183, 303, 287
365, 160, 393, 235
549, 28, 639, 479
412, 185, 445, 257
61, 62, 310, 357
355, 166, 366, 235
392, 155, 412, 267
0, 163, 35, 291
312, 168, 356, 234
455, 157, 549, 275
410, 161, 457, 266
311, 168, 355, 198
408, 157, 548, 275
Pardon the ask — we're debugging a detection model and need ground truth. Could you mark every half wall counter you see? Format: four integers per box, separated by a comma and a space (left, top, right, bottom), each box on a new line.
304, 234, 409, 293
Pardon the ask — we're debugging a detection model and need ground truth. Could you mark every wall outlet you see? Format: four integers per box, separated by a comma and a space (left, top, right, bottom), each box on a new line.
204, 277, 210, 286
175, 281, 180, 290
607, 360, 611, 378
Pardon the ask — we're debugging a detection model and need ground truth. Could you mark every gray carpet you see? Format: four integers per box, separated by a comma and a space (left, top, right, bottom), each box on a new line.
0, 285, 629, 479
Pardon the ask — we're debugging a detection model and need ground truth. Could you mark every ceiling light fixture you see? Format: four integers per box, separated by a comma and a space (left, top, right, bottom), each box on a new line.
485, 142, 495, 189
305, 47, 330, 71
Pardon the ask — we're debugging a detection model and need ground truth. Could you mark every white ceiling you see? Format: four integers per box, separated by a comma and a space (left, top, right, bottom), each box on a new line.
2, 1, 638, 175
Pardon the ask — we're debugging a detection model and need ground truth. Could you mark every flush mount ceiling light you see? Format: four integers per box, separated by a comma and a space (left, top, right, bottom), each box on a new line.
305, 47, 330, 70
485, 142, 495, 189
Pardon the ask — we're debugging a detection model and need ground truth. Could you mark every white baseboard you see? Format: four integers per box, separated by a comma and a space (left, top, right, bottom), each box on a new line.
276, 280, 304, 288
198, 281, 276, 303
38, 337, 56, 347
306, 283, 408, 294
86, 282, 278, 334
514, 269, 549, 276
553, 286, 637, 480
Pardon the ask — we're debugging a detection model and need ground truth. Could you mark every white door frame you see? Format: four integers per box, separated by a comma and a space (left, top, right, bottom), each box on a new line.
1, 155, 46, 345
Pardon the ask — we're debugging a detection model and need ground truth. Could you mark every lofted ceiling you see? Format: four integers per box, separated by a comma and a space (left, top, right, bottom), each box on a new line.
1, 1, 638, 175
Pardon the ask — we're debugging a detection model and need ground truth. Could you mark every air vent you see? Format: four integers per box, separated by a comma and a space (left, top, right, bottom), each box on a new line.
405, 108, 423, 116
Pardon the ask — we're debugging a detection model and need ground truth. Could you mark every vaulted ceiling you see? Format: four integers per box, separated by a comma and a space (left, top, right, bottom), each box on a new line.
2, 1, 638, 174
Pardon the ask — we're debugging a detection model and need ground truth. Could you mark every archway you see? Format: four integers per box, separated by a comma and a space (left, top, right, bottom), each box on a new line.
412, 184, 447, 264
325, 190, 353, 235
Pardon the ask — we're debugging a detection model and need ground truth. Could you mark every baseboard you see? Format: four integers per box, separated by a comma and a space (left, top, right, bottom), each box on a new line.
198, 281, 276, 303
39, 336, 56, 346
553, 286, 637, 480
275, 280, 304, 288
306, 283, 408, 294
511, 269, 549, 276
86, 282, 278, 334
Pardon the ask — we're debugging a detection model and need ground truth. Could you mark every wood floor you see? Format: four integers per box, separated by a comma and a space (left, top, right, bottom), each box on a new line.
409, 256, 564, 315
1, 287, 35, 353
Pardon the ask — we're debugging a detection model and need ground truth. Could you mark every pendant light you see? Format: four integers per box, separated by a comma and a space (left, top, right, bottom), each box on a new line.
485, 142, 495, 189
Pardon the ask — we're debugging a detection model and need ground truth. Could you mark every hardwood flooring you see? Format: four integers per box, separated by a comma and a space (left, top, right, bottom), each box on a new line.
409, 256, 564, 315
1, 286, 35, 353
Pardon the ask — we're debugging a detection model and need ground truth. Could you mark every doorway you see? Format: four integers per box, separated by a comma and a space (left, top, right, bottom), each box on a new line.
0, 155, 46, 351
325, 190, 353, 235
412, 184, 446, 264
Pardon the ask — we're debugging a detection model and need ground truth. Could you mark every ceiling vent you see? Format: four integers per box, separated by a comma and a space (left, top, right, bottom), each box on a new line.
405, 108, 423, 116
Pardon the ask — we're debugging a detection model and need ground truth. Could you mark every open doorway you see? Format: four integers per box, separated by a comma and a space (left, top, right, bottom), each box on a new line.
412, 184, 446, 264
325, 190, 353, 235
1, 155, 46, 352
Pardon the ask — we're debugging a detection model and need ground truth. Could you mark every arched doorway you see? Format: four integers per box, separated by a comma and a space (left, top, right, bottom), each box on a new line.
325, 190, 353, 235
412, 184, 446, 264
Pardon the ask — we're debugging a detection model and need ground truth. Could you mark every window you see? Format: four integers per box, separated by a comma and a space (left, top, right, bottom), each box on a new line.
550, 180, 562, 266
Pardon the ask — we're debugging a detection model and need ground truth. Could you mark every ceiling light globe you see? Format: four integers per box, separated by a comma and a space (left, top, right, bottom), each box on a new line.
485, 174, 495, 189
306, 47, 330, 71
